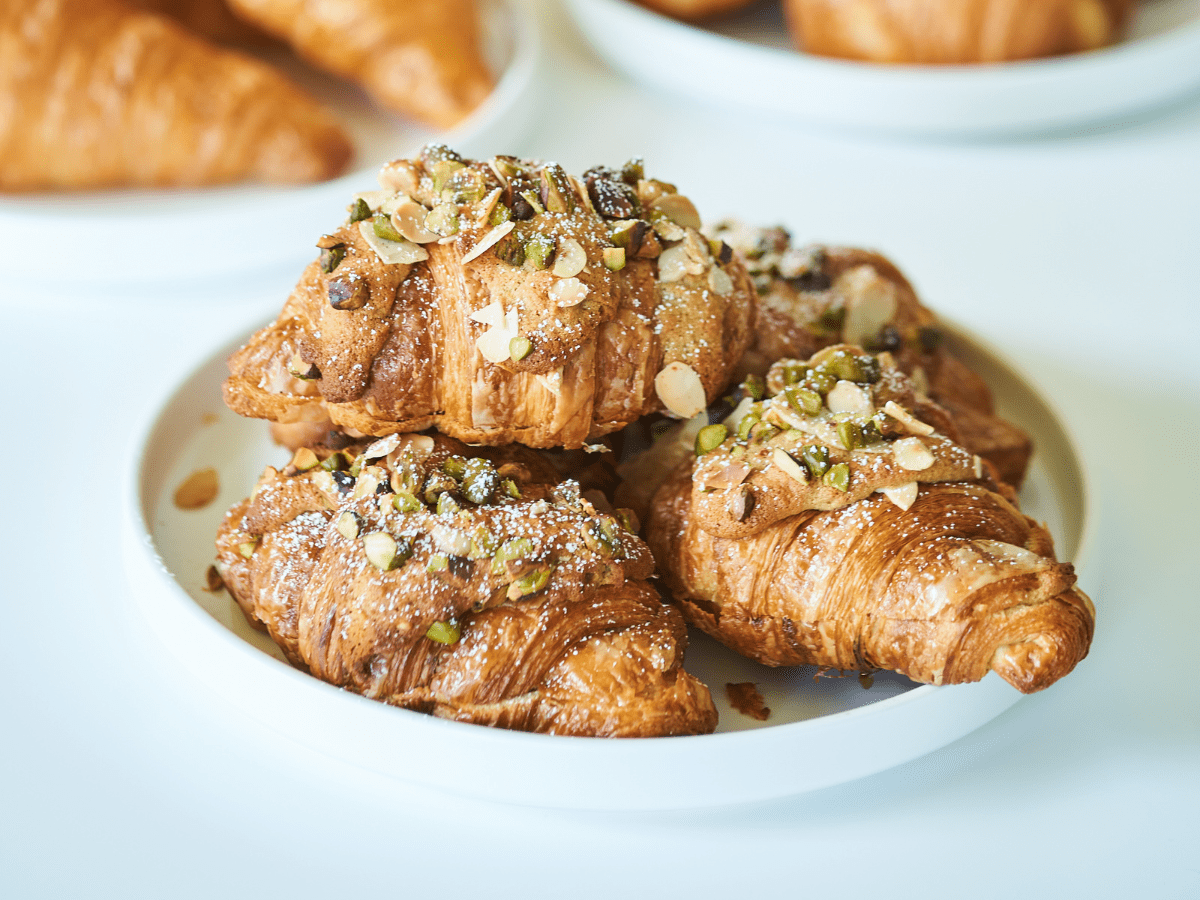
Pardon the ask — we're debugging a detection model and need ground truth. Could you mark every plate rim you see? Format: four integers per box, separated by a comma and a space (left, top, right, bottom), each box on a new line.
120, 316, 1093, 809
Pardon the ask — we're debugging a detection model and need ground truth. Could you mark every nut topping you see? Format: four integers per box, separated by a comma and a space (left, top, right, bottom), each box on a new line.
893, 437, 935, 471
550, 277, 589, 308
654, 362, 707, 419
551, 237, 587, 278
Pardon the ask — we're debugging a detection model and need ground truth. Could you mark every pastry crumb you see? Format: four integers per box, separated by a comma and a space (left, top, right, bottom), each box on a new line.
726, 682, 770, 721
174, 467, 219, 510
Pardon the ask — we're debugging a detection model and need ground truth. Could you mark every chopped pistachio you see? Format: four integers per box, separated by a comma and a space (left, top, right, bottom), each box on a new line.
328, 275, 369, 311
236, 538, 259, 559
391, 490, 422, 513
620, 157, 645, 185
489, 201, 512, 227
426, 619, 461, 645
501, 477, 521, 499
609, 219, 648, 254
348, 197, 372, 223
423, 471, 457, 504
805, 371, 837, 395
507, 566, 553, 600
780, 362, 807, 386
785, 385, 823, 417
461, 458, 498, 505
603, 247, 626, 271
509, 335, 533, 361
492, 537, 534, 575
427, 553, 450, 573
291, 448, 319, 472
814, 306, 846, 335
539, 163, 574, 213
709, 239, 734, 265
581, 521, 614, 557
424, 202, 460, 237
390, 463, 423, 496
525, 232, 556, 269
442, 456, 467, 480
737, 413, 760, 442
516, 190, 544, 218
436, 493, 462, 516
468, 525, 499, 559
824, 463, 850, 492
695, 423, 728, 456
493, 232, 526, 267
837, 420, 863, 451
335, 511, 362, 541
742, 374, 765, 401
430, 158, 465, 193
751, 422, 781, 443
372, 213, 405, 243
318, 244, 345, 273
860, 419, 882, 444
801, 444, 831, 479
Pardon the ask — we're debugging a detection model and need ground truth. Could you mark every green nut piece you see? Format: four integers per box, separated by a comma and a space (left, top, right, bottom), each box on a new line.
492, 537, 534, 575
609, 219, 648, 254
525, 232, 556, 270
318, 244, 345, 274
468, 525, 499, 559
603, 247, 626, 271
785, 385, 823, 417
620, 157, 644, 185
430, 158, 465, 193
427, 553, 450, 573
348, 198, 372, 223
494, 233, 526, 267
752, 422, 781, 444
823, 462, 850, 492
436, 493, 462, 516
805, 371, 838, 395
814, 306, 846, 335
362, 531, 402, 571
501, 478, 521, 500
423, 471, 457, 504
391, 490, 422, 514
737, 413, 760, 442
508, 566, 552, 599
801, 444, 831, 479
742, 374, 765, 401
509, 336, 533, 361
581, 521, 614, 558
461, 458, 498, 505
859, 419, 882, 445
539, 163, 575, 214
390, 463, 423, 496
287, 353, 320, 381
426, 619, 461, 645
237, 537, 259, 559
695, 423, 728, 456
780, 362, 807, 386
489, 201, 512, 227
442, 456, 467, 480
837, 420, 862, 451
372, 214, 405, 243
424, 202, 460, 237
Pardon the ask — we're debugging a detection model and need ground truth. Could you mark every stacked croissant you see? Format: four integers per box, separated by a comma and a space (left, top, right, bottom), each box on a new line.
639, 0, 1136, 64
214, 146, 1093, 738
0, 0, 493, 191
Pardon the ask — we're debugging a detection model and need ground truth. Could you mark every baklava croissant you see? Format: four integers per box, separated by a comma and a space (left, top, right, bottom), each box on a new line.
646, 349, 1093, 693
712, 222, 1032, 486
224, 147, 757, 449
784, 0, 1135, 64
215, 431, 717, 736
0, 0, 352, 191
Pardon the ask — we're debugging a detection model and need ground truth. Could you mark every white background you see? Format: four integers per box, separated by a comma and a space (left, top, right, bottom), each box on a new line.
2, 1, 1198, 896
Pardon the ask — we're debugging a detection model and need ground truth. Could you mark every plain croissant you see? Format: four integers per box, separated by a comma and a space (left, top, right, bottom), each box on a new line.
215, 432, 717, 736
224, 0, 495, 129
0, 0, 352, 191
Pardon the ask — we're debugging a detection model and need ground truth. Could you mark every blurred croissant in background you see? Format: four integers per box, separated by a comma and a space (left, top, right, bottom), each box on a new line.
0, 0, 352, 190
784, 0, 1136, 63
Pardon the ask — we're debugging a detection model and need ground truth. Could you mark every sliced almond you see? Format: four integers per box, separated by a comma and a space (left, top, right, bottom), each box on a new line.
378, 160, 419, 195
569, 175, 596, 213
701, 461, 752, 491
840, 266, 899, 346
476, 326, 516, 364
880, 482, 919, 511
657, 243, 692, 283
893, 437, 935, 471
392, 434, 436, 456
363, 434, 401, 459
353, 189, 390, 212
883, 401, 935, 435
550, 277, 589, 308
392, 199, 440, 243
652, 193, 702, 230
708, 266, 733, 296
475, 187, 503, 228
654, 362, 707, 419
469, 300, 505, 327
552, 237, 587, 278
462, 221, 515, 264
771, 448, 808, 484
973, 455, 984, 479
825, 380, 874, 415
357, 220, 428, 266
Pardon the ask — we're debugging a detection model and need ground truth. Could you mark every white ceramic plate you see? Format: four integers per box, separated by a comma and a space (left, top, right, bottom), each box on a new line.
122, 321, 1091, 810
0, 0, 541, 288
565, 0, 1200, 137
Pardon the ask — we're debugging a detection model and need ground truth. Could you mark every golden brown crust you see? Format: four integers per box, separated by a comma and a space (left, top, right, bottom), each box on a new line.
225, 0, 494, 129
634, 0, 759, 21
647, 466, 1094, 693
126, 0, 270, 45
0, 0, 352, 191
215, 432, 717, 737
783, 0, 1136, 64
225, 150, 758, 449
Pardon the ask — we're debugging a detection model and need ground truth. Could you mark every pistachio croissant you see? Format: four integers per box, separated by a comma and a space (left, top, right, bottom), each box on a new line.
215, 431, 717, 736
224, 0, 494, 129
646, 349, 1093, 693
712, 222, 1032, 486
224, 147, 757, 450
0, 0, 352, 191
784, 0, 1135, 64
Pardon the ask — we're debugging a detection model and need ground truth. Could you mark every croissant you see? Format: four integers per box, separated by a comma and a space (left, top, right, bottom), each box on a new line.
711, 223, 1032, 486
126, 0, 269, 45
645, 349, 1094, 693
783, 0, 1136, 63
224, 147, 757, 449
0, 0, 352, 191
632, 0, 759, 21
215, 431, 717, 736
224, 0, 494, 129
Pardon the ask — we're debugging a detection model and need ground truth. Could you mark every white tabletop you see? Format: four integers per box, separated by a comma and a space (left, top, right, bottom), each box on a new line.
3, 2, 1199, 896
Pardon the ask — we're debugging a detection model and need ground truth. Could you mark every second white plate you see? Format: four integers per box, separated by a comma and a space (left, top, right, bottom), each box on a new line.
566, 0, 1200, 137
